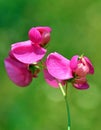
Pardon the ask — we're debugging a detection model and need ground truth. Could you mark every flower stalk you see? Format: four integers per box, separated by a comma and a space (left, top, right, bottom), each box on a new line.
59, 83, 71, 130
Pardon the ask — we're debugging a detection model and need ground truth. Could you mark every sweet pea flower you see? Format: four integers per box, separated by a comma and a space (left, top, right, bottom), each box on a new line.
11, 40, 47, 64
28, 26, 51, 46
70, 55, 94, 89
44, 52, 73, 87
4, 53, 40, 87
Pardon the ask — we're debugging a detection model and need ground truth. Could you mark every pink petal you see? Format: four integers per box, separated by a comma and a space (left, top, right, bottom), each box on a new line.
28, 28, 42, 43
72, 82, 89, 89
70, 55, 79, 71
11, 40, 46, 64
84, 56, 94, 74
4, 56, 32, 87
44, 69, 65, 88
35, 26, 52, 33
35, 26, 52, 46
41, 32, 51, 46
46, 52, 73, 80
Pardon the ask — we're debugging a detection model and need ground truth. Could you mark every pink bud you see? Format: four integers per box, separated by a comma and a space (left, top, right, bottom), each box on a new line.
28, 26, 51, 46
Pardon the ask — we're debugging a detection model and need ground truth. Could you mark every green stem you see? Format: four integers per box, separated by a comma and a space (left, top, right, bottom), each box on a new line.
65, 95, 71, 130
58, 83, 71, 130
58, 83, 66, 97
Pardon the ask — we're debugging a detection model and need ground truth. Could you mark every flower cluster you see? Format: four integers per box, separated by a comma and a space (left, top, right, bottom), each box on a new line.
4, 26, 94, 89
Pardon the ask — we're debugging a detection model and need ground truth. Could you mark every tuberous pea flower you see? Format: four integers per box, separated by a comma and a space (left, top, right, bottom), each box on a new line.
44, 52, 94, 90
3, 25, 95, 130
28, 26, 51, 46
4, 53, 40, 87
4, 26, 52, 87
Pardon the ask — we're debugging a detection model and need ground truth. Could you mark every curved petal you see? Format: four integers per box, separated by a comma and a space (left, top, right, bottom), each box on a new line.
36, 26, 52, 33
84, 56, 94, 74
72, 82, 89, 89
35, 26, 51, 46
4, 56, 32, 87
70, 55, 79, 71
11, 40, 47, 64
44, 69, 65, 88
46, 52, 73, 80
41, 32, 51, 46
28, 28, 42, 43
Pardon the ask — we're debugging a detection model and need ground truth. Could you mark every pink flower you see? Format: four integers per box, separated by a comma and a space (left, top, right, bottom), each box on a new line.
10, 26, 52, 64
11, 40, 47, 64
70, 55, 94, 89
4, 54, 40, 87
44, 52, 73, 87
44, 53, 94, 89
28, 26, 51, 46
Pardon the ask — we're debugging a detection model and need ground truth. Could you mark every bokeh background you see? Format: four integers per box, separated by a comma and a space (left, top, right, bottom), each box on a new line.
0, 0, 101, 130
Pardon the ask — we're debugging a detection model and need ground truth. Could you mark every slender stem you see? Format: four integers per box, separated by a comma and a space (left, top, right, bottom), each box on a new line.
64, 95, 71, 130
58, 83, 66, 97
58, 83, 71, 130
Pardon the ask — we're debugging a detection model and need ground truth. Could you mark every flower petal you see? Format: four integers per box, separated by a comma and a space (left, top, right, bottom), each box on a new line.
36, 26, 52, 33
46, 52, 73, 80
4, 56, 32, 87
70, 55, 79, 71
84, 56, 94, 74
72, 82, 89, 89
28, 28, 42, 43
11, 40, 46, 64
44, 69, 65, 88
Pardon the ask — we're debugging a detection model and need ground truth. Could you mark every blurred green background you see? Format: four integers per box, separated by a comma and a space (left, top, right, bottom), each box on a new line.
0, 0, 101, 130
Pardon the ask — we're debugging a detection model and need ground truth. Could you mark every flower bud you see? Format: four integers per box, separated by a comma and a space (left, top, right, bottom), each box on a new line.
70, 55, 94, 77
28, 26, 51, 46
